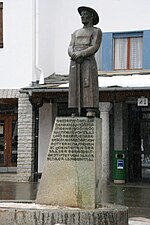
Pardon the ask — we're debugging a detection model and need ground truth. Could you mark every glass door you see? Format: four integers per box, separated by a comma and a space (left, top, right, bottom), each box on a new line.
141, 118, 150, 182
128, 105, 142, 182
128, 105, 150, 182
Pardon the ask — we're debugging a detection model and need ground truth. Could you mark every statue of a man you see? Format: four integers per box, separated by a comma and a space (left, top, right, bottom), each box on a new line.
68, 6, 102, 117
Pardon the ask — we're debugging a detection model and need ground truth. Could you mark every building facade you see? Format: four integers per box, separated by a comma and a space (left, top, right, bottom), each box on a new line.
9, 30, 150, 184
1, 1, 150, 184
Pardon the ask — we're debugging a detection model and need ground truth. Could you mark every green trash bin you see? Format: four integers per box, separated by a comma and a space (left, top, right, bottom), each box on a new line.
113, 151, 126, 184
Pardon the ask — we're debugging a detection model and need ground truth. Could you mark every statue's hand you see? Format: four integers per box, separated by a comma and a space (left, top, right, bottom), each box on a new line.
76, 57, 84, 63
71, 52, 83, 63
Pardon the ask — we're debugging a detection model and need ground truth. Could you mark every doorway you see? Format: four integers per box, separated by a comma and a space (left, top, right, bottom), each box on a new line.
128, 105, 150, 182
0, 114, 18, 168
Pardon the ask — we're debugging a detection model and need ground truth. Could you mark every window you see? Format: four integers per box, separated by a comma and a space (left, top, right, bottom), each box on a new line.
114, 32, 143, 70
0, 114, 18, 167
0, 2, 3, 48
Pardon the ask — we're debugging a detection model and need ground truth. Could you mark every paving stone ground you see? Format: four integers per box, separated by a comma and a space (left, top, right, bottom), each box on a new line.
129, 217, 150, 225
0, 182, 150, 224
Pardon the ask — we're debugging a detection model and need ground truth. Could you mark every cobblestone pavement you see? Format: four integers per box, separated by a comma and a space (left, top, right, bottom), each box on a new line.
0, 181, 150, 224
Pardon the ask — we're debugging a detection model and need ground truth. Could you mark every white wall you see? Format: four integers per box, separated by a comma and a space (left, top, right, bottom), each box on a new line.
1, 0, 150, 87
38, 0, 56, 77
0, 0, 34, 88
38, 0, 150, 77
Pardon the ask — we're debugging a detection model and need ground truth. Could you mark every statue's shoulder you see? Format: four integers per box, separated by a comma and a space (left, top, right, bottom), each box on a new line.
93, 27, 102, 32
72, 28, 85, 37
93, 27, 102, 37
72, 28, 83, 34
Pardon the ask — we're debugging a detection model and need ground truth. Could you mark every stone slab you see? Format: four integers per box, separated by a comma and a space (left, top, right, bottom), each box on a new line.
0, 201, 128, 225
36, 117, 102, 209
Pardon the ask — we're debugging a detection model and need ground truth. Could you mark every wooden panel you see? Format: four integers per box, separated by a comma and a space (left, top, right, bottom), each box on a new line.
31, 89, 150, 104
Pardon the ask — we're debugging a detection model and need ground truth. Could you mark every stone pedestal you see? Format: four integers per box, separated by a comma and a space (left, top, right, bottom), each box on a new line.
0, 117, 128, 225
36, 117, 102, 209
0, 201, 128, 225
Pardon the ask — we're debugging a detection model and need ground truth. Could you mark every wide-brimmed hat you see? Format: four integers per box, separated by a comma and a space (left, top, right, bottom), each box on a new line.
78, 6, 99, 25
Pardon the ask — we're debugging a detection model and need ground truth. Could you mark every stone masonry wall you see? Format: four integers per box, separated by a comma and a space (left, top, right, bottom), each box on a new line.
17, 92, 34, 182
0, 89, 19, 98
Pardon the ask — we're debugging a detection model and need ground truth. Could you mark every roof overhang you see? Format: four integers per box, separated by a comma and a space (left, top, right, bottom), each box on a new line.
20, 72, 150, 103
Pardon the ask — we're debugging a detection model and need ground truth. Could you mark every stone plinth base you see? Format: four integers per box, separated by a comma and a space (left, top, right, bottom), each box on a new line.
0, 201, 128, 225
36, 117, 102, 209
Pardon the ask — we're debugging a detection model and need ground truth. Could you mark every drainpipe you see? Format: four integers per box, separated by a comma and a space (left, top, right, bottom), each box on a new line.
34, 106, 39, 182
32, 0, 44, 84
29, 91, 43, 182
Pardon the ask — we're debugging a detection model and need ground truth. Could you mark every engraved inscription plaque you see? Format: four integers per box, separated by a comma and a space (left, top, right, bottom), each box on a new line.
47, 118, 95, 161
36, 117, 102, 208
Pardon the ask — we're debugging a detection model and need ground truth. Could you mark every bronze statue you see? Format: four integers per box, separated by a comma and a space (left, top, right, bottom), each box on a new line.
68, 6, 102, 117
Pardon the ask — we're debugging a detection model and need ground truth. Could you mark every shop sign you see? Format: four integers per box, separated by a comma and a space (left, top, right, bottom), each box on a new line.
137, 97, 148, 106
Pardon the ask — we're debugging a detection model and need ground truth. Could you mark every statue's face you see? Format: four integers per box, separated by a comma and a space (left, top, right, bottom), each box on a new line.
80, 10, 93, 25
